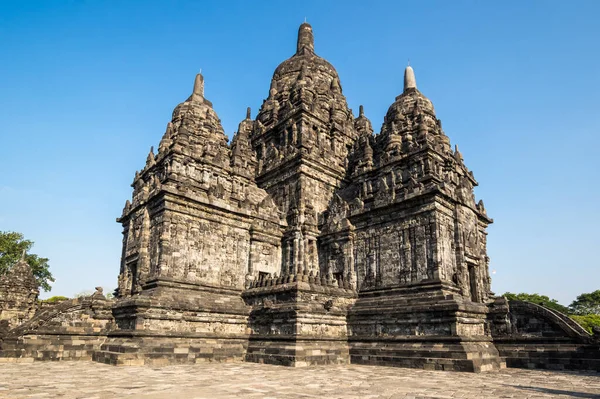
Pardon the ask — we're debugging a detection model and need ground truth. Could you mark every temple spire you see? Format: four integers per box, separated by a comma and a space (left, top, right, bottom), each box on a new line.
192, 72, 204, 101
296, 22, 314, 54
404, 65, 417, 92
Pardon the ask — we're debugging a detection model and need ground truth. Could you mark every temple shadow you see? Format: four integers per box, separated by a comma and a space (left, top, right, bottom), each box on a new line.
507, 385, 600, 398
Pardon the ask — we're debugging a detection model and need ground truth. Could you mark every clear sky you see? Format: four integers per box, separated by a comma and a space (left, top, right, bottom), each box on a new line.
0, 1, 598, 305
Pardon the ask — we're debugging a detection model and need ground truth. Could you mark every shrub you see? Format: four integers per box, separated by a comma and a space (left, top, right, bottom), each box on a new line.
570, 314, 600, 335
42, 295, 69, 303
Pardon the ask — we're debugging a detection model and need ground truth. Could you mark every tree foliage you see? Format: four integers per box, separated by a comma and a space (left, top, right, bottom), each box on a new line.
570, 314, 600, 334
569, 290, 600, 315
42, 296, 69, 303
502, 292, 570, 314
0, 231, 54, 292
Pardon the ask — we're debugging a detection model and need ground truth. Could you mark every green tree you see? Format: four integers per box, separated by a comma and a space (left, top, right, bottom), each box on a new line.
570, 314, 600, 334
0, 231, 54, 292
569, 290, 600, 315
503, 292, 570, 314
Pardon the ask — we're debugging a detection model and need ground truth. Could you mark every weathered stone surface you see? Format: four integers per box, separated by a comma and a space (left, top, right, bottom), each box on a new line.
490, 298, 600, 371
243, 274, 356, 366
0, 287, 114, 361
0, 253, 39, 332
1, 22, 598, 373
1, 361, 600, 398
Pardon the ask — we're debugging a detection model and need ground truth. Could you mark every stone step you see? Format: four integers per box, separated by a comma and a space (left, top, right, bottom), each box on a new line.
350, 354, 504, 372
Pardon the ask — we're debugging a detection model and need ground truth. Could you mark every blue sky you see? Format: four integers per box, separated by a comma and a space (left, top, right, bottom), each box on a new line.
0, 1, 598, 304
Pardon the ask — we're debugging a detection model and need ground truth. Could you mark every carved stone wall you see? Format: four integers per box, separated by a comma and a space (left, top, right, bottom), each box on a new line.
243, 273, 356, 366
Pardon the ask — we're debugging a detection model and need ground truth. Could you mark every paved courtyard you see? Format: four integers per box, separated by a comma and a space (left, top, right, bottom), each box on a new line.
0, 361, 599, 399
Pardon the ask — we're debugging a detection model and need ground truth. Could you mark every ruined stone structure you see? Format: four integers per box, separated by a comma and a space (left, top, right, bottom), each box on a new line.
0, 253, 39, 332
1, 23, 598, 372
1, 287, 114, 361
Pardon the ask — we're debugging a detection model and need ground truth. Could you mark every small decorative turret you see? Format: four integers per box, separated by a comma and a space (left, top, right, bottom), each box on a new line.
129, 171, 140, 191
296, 22, 315, 55
146, 146, 155, 167
354, 104, 373, 135
454, 144, 464, 162
230, 108, 257, 180
158, 122, 174, 153
477, 199, 487, 215
122, 199, 131, 217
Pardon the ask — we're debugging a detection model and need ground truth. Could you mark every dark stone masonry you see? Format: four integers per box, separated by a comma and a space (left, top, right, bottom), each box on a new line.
1, 23, 598, 372
0, 253, 39, 332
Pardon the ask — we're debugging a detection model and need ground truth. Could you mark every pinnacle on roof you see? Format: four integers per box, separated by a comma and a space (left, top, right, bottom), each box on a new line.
192, 72, 204, 101
404, 65, 417, 92
296, 22, 315, 55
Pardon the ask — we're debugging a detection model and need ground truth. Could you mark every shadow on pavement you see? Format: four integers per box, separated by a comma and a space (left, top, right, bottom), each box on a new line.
508, 385, 600, 398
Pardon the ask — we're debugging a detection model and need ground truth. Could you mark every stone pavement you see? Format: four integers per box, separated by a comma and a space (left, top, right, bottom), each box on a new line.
0, 361, 599, 399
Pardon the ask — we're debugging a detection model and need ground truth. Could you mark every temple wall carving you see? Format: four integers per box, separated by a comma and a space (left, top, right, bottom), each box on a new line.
352, 214, 437, 289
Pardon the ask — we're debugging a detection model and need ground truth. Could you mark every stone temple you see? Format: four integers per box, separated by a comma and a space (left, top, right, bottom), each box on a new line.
1, 23, 598, 372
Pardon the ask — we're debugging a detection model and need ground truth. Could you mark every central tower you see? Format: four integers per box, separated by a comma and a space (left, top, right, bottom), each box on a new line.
251, 23, 359, 278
